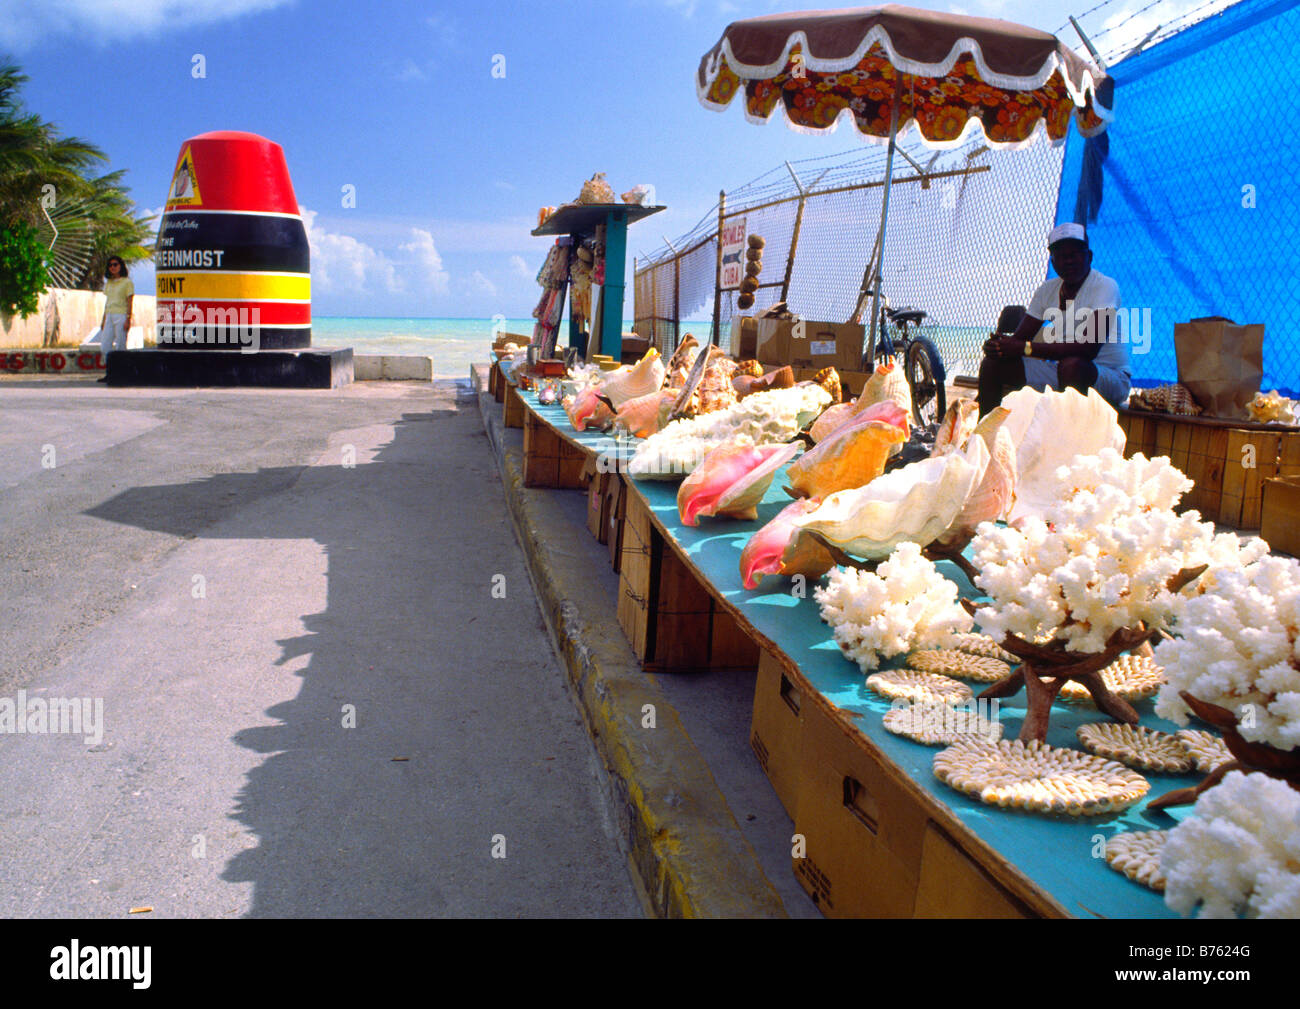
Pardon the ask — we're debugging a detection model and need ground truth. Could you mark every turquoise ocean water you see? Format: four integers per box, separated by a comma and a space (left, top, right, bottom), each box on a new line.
311, 317, 990, 380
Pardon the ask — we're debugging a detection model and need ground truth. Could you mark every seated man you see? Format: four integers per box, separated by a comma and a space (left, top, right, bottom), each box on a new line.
977, 223, 1130, 415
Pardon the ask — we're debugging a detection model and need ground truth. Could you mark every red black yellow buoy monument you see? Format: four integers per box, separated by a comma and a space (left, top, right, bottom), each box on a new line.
107, 130, 352, 387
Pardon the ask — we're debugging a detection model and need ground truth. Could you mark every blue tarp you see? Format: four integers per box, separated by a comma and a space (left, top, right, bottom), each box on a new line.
1057, 0, 1300, 395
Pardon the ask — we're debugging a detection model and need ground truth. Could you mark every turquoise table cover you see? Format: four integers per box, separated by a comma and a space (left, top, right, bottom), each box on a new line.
519, 390, 1192, 918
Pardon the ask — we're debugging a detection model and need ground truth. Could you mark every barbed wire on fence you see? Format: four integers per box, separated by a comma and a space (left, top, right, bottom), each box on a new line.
635, 131, 1065, 377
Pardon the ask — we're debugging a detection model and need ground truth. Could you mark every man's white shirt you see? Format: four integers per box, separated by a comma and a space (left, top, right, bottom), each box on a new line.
1026, 270, 1129, 376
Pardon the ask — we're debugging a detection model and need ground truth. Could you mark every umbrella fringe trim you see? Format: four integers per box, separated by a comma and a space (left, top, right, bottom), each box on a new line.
698, 27, 1112, 120
706, 94, 1072, 152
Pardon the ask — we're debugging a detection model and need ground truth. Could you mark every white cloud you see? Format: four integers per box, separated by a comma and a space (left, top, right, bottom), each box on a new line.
493, 180, 516, 192
0, 0, 294, 49
302, 208, 401, 295
462, 270, 498, 298
399, 228, 450, 295
394, 59, 429, 83
509, 255, 531, 280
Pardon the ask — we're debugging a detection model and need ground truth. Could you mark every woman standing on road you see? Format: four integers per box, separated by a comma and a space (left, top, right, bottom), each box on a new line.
100, 256, 134, 352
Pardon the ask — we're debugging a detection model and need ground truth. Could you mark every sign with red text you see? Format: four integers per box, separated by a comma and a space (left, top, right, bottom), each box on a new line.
719, 217, 747, 291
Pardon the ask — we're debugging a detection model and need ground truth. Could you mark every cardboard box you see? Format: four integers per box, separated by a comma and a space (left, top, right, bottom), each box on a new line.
606, 474, 626, 571
792, 702, 929, 917
750, 648, 805, 819
756, 319, 865, 374
730, 316, 758, 359
583, 460, 609, 542
1262, 475, 1300, 556
913, 822, 1035, 918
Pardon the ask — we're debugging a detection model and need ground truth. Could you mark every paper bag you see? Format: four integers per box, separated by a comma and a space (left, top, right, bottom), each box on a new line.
1173, 317, 1264, 420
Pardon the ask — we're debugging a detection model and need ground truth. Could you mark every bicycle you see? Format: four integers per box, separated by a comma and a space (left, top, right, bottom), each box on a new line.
869, 294, 947, 434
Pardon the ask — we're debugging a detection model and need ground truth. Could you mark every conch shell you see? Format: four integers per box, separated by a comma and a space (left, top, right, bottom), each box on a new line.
812, 367, 842, 405
1249, 389, 1298, 424
599, 349, 666, 410
788, 435, 990, 560
735, 359, 764, 378
613, 389, 679, 438
566, 385, 615, 431
932, 399, 980, 456
1000, 387, 1124, 522
697, 358, 740, 414
740, 498, 835, 590
860, 360, 912, 419
733, 366, 794, 400
666, 335, 700, 388
785, 401, 908, 499
678, 441, 802, 525
934, 406, 1017, 549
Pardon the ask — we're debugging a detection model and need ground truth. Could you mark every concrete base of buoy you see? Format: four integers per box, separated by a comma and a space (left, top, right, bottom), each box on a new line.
105, 347, 353, 388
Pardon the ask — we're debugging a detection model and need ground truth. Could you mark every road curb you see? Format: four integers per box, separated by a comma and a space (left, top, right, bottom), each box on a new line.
473, 377, 786, 918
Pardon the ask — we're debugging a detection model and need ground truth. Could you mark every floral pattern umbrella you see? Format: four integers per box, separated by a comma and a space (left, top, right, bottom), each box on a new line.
696, 5, 1113, 365
697, 5, 1113, 147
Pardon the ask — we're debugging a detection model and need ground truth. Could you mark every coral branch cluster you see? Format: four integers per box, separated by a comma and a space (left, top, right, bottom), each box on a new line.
813, 542, 972, 673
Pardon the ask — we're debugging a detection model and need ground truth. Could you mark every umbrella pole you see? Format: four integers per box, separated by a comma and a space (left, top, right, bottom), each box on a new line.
866, 76, 902, 367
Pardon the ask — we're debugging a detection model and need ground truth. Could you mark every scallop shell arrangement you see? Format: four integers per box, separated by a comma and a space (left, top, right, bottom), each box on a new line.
1076, 723, 1194, 773
1104, 830, 1168, 892
1128, 383, 1202, 416
866, 668, 973, 706
883, 701, 1004, 746
907, 649, 1011, 684
1058, 654, 1165, 704
949, 632, 1016, 664
1175, 729, 1234, 773
933, 738, 1150, 816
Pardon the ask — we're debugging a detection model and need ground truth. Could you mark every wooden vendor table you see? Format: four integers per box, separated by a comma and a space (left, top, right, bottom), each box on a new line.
1118, 406, 1300, 528
620, 466, 1197, 919
515, 391, 639, 568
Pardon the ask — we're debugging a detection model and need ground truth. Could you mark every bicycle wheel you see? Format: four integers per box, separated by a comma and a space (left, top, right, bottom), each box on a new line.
905, 335, 947, 432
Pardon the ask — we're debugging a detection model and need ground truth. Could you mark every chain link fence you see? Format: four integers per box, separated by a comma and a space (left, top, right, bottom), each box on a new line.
636, 133, 1065, 377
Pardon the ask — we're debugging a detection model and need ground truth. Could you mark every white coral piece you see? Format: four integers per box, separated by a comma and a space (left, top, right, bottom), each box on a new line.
1000, 386, 1126, 522
1155, 553, 1300, 751
813, 542, 974, 673
1162, 771, 1300, 919
628, 384, 831, 479
973, 449, 1262, 655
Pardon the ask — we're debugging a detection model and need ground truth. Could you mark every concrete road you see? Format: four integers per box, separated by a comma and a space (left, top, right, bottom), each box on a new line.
0, 378, 643, 918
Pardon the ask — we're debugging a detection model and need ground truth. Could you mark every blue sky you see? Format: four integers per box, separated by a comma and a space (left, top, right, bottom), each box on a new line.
2, 0, 1224, 318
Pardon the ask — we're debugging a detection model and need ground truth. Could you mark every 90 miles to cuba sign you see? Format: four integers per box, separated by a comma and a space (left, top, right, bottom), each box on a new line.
0, 351, 107, 374
719, 217, 747, 291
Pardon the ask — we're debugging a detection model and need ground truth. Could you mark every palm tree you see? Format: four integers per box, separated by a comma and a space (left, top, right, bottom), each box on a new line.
1, 62, 155, 293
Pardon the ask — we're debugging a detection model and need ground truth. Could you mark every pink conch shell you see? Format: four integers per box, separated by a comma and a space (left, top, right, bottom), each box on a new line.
809, 402, 857, 444
999, 387, 1125, 522
613, 389, 679, 439
599, 349, 666, 410
859, 360, 912, 419
785, 402, 908, 499
788, 435, 990, 560
935, 406, 1018, 548
740, 497, 834, 590
566, 386, 615, 431
678, 441, 802, 526
932, 399, 980, 456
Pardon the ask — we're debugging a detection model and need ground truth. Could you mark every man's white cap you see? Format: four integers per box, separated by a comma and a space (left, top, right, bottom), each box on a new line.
1048, 222, 1087, 246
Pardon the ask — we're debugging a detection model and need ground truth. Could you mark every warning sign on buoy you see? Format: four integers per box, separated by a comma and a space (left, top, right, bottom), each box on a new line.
166, 145, 203, 207
155, 131, 311, 351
